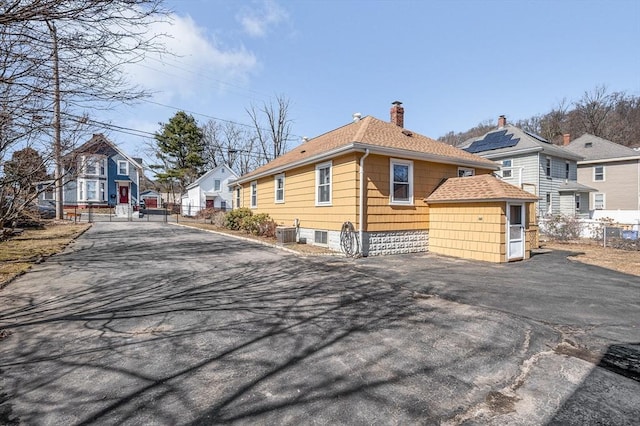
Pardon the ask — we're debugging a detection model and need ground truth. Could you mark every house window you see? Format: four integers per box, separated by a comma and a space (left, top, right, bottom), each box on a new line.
565, 162, 570, 179
594, 193, 605, 210
502, 159, 512, 178
458, 167, 475, 177
81, 156, 98, 175
221, 200, 227, 211
545, 157, 551, 177
235, 188, 241, 208
214, 179, 221, 191
575, 194, 581, 210
314, 230, 328, 245
250, 181, 257, 208
78, 179, 101, 202
274, 173, 285, 203
118, 160, 128, 176
546, 192, 552, 214
316, 161, 332, 206
100, 159, 105, 176
594, 165, 604, 181
43, 189, 55, 200
390, 158, 413, 204
86, 180, 97, 200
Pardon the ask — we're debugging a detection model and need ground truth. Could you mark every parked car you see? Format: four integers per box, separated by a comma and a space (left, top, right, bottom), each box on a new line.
36, 202, 56, 219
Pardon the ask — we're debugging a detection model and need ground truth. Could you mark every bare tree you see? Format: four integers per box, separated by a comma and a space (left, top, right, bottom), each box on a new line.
0, 0, 169, 218
246, 95, 293, 163
572, 85, 615, 139
202, 120, 260, 175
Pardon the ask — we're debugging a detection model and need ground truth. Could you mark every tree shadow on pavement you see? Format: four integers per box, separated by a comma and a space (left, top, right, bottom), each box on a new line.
1, 230, 517, 425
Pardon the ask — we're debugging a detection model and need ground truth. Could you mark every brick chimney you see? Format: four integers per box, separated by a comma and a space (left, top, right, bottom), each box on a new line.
498, 115, 506, 128
390, 101, 404, 127
563, 133, 571, 146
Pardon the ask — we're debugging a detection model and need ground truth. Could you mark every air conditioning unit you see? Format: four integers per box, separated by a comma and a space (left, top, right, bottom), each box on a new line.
276, 226, 297, 245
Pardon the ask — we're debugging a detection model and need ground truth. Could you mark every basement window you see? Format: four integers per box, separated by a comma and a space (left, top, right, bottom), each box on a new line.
314, 230, 328, 245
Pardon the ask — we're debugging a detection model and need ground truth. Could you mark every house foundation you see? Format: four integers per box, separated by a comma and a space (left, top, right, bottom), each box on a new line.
363, 230, 429, 256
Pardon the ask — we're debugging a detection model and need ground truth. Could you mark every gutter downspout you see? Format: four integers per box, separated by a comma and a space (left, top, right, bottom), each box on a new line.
359, 149, 370, 255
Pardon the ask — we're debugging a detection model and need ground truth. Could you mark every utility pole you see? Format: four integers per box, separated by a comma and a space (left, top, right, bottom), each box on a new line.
47, 20, 63, 220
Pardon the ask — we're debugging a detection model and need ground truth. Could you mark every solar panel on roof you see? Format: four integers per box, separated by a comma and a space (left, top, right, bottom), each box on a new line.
464, 130, 520, 153
523, 130, 550, 144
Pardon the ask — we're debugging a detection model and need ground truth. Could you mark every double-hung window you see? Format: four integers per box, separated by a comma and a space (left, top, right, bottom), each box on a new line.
235, 188, 241, 208
594, 193, 605, 209
316, 162, 332, 206
274, 174, 285, 203
390, 159, 413, 204
118, 160, 128, 176
78, 179, 103, 202
214, 179, 221, 191
545, 157, 552, 177
250, 181, 257, 208
594, 165, 604, 181
502, 159, 512, 178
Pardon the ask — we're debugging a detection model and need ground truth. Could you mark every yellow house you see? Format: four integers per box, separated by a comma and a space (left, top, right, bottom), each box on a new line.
233, 102, 515, 257
426, 174, 539, 262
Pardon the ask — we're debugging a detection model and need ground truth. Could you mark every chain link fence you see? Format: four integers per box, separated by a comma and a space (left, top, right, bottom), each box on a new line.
539, 215, 640, 250
60, 203, 230, 225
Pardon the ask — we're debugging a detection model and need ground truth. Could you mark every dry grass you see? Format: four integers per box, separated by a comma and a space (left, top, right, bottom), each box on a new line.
0, 222, 91, 287
541, 240, 640, 277
177, 222, 337, 255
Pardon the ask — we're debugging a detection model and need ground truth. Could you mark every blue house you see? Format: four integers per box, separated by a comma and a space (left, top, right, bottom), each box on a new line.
39, 134, 143, 215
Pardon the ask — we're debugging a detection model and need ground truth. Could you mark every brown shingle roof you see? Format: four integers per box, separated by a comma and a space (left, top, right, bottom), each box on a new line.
238, 116, 497, 182
426, 174, 539, 203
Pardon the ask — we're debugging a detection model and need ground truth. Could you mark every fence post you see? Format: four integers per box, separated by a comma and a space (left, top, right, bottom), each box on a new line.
603, 226, 606, 248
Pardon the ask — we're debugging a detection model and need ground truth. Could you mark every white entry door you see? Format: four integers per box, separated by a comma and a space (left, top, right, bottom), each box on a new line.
507, 203, 524, 260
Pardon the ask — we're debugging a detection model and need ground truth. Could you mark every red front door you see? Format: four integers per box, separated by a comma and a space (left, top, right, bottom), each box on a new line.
119, 186, 129, 204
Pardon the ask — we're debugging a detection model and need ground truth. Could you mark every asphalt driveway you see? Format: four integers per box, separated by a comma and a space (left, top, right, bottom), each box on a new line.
1, 222, 638, 425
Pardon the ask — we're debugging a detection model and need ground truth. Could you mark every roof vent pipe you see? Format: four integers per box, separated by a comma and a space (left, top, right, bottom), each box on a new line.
353, 112, 362, 122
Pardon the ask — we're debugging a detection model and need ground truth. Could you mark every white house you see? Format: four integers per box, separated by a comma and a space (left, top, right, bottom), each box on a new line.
181, 164, 238, 216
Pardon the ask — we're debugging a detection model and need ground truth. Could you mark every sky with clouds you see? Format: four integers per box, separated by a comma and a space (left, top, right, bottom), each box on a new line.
98, 0, 640, 167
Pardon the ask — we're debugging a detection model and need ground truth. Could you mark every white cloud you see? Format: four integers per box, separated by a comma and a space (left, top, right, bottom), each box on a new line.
125, 13, 259, 101
237, 0, 289, 38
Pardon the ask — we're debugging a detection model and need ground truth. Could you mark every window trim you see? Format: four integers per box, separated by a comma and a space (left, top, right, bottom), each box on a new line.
314, 230, 328, 245
118, 160, 129, 176
594, 192, 605, 210
501, 159, 512, 178
545, 157, 551, 177
235, 187, 241, 209
390, 158, 414, 205
315, 161, 332, 206
250, 181, 257, 208
565, 161, 570, 179
457, 167, 475, 177
274, 173, 285, 204
593, 165, 605, 182
77, 178, 104, 202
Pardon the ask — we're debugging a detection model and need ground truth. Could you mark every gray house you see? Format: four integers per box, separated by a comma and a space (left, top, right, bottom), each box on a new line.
459, 116, 595, 218
564, 134, 640, 216
39, 134, 144, 216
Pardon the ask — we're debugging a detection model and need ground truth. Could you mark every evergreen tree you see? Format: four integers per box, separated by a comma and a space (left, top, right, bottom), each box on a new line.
153, 111, 205, 194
